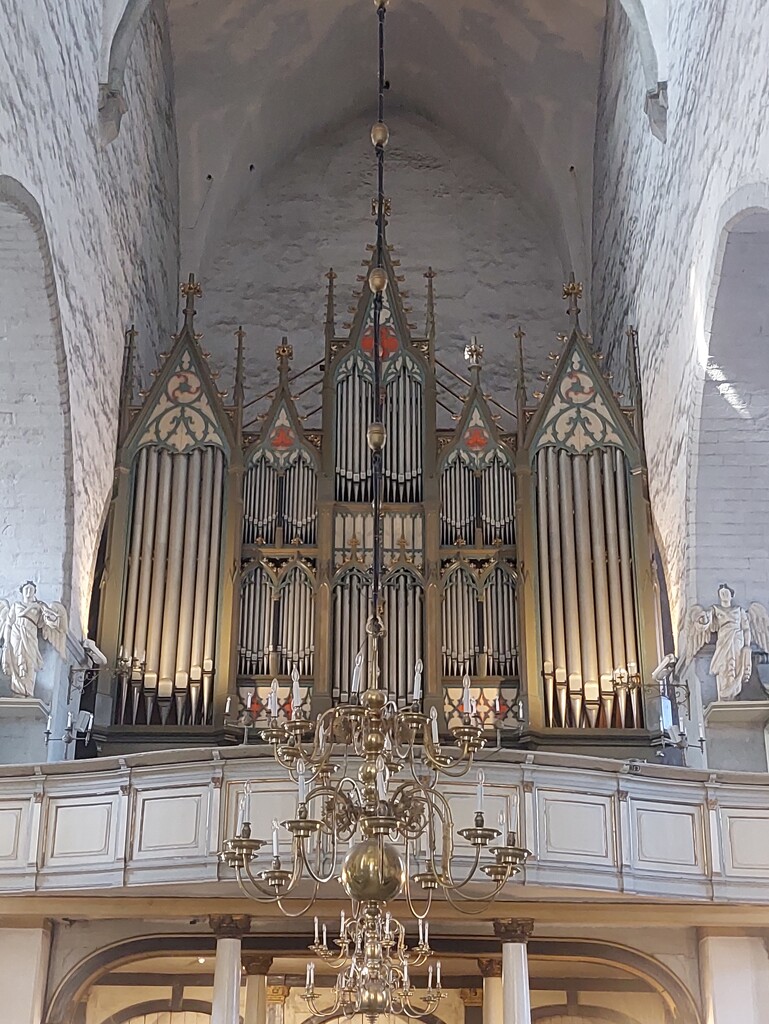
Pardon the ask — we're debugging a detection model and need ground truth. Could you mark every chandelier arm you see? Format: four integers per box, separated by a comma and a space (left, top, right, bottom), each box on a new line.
443, 872, 511, 911
299, 836, 339, 885
404, 849, 433, 919
234, 867, 282, 903
304, 990, 343, 1019
274, 882, 321, 918
433, 843, 483, 890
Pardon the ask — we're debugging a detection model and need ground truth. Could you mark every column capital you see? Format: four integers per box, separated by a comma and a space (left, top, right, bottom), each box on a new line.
478, 957, 503, 978
493, 918, 534, 944
267, 984, 290, 1004
209, 914, 252, 939
459, 987, 484, 1006
243, 953, 273, 976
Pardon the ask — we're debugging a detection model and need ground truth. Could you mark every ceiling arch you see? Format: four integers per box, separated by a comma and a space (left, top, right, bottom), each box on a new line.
168, 0, 605, 283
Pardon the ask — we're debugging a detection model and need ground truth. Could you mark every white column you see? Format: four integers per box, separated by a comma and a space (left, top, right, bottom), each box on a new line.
700, 934, 769, 1024
243, 955, 272, 1024
0, 926, 50, 1024
478, 958, 503, 1024
210, 915, 250, 1024
494, 919, 533, 1024
266, 984, 290, 1024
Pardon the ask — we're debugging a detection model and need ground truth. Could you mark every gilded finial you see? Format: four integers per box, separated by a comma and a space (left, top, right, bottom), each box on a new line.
514, 325, 526, 445
325, 268, 336, 344
563, 273, 582, 323
464, 336, 484, 370
180, 273, 202, 332
276, 337, 293, 381
234, 326, 246, 413
424, 267, 436, 344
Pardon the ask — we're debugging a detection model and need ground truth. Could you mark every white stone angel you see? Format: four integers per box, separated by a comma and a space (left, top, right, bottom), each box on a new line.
0, 581, 68, 698
677, 584, 769, 701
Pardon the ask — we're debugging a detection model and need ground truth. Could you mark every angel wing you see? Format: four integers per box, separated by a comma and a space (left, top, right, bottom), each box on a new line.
748, 602, 769, 654
676, 604, 714, 672
41, 601, 68, 658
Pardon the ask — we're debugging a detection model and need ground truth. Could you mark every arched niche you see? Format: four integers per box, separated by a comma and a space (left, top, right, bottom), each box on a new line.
691, 209, 769, 608
0, 176, 74, 615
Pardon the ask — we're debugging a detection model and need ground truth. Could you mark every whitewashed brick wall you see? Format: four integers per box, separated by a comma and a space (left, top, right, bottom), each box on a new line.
202, 112, 567, 420
592, 0, 769, 627
0, 0, 178, 632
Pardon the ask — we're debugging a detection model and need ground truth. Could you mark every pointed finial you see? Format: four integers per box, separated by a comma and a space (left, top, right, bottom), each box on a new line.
234, 326, 246, 412
119, 324, 137, 440
563, 273, 582, 325
464, 336, 484, 381
514, 325, 527, 446
325, 268, 336, 344
424, 267, 436, 344
180, 273, 203, 332
276, 337, 293, 381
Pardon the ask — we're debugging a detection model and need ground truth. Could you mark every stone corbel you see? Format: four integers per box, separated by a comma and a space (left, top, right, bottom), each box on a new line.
645, 82, 668, 142
493, 918, 535, 944
209, 914, 252, 939
98, 84, 128, 147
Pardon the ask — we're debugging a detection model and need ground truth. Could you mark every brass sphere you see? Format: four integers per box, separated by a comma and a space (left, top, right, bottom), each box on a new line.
368, 267, 388, 293
371, 121, 389, 147
361, 687, 387, 711
359, 760, 379, 785
341, 838, 405, 902
367, 421, 387, 451
364, 730, 385, 755
359, 978, 389, 1017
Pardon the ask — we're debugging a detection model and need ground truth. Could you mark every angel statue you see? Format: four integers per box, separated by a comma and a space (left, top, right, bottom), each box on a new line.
0, 581, 68, 698
677, 584, 769, 701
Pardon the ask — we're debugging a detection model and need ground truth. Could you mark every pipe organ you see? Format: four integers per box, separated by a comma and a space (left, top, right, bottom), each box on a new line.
96, 249, 663, 754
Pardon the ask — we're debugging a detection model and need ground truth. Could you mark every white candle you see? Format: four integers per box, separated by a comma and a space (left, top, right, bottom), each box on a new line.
476, 769, 485, 813
305, 963, 311, 989
340, 910, 345, 935
322, 923, 327, 946
309, 963, 315, 987
351, 652, 363, 694
297, 760, 306, 803
384, 911, 391, 935
237, 794, 246, 832
494, 695, 500, 713
428, 965, 433, 990
66, 712, 73, 730
45, 715, 52, 733
292, 666, 301, 716
430, 707, 439, 745
412, 658, 423, 702
314, 915, 319, 943
269, 679, 279, 716
424, 921, 429, 945
462, 673, 472, 716
403, 957, 409, 986
436, 961, 441, 987
699, 722, 706, 742
272, 819, 279, 857
418, 918, 424, 944
246, 690, 253, 712
224, 696, 231, 715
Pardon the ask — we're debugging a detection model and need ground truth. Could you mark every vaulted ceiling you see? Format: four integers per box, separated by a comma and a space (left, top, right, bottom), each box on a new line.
166, 0, 607, 281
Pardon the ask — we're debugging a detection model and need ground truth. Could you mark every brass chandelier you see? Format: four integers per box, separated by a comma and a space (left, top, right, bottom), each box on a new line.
220, 1, 529, 1019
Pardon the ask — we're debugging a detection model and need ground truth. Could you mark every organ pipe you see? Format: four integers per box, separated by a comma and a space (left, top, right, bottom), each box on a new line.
117, 445, 225, 726
535, 446, 643, 729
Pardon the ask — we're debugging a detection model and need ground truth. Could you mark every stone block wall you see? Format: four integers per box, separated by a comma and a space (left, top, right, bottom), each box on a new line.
592, 0, 769, 628
0, 0, 178, 632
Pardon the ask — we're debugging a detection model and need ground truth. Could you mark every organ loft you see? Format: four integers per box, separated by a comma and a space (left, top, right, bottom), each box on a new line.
91, 231, 666, 760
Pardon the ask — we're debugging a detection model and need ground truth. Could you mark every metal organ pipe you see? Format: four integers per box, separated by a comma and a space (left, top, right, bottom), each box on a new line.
573, 456, 599, 726
615, 449, 640, 726
190, 447, 214, 698
201, 449, 224, 722
145, 449, 173, 700
588, 451, 614, 726
158, 453, 188, 707
536, 450, 555, 724
545, 448, 567, 724
121, 447, 147, 660
132, 447, 159, 669
557, 451, 583, 726
602, 448, 628, 723
176, 449, 201, 702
